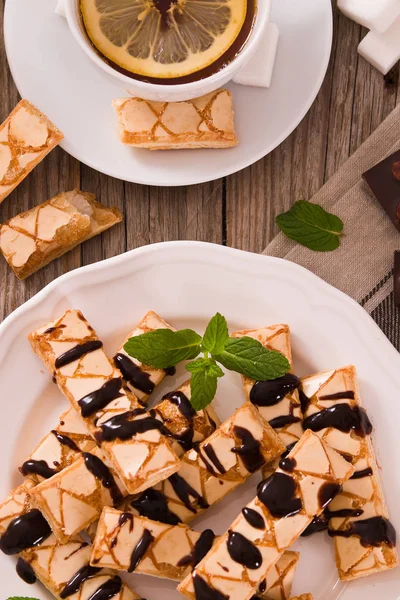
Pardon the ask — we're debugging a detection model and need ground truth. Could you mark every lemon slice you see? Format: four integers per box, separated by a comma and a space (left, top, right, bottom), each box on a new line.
80, 0, 248, 79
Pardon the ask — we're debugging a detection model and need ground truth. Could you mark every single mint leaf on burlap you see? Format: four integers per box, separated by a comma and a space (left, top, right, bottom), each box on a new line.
276, 200, 344, 251
124, 329, 202, 369
189, 358, 224, 410
213, 336, 290, 380
202, 313, 229, 354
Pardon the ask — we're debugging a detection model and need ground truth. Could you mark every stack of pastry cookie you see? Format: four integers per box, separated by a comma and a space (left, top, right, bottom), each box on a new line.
0, 91, 238, 279
0, 100, 123, 279
0, 311, 397, 600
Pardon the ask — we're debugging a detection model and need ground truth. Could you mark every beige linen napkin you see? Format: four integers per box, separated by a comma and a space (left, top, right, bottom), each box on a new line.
263, 103, 400, 349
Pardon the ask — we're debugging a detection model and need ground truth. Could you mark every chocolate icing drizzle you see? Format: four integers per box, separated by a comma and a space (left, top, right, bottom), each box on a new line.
258, 473, 302, 518
114, 353, 155, 395
119, 512, 134, 530
20, 459, 57, 480
0, 509, 52, 555
281, 441, 297, 459
96, 408, 168, 442
303, 508, 364, 537
79, 377, 123, 418
83, 453, 123, 504
350, 467, 373, 479
259, 579, 267, 593
269, 415, 301, 429
97, 408, 165, 442
201, 443, 226, 475
128, 529, 154, 572
249, 374, 300, 407
303, 403, 372, 437
242, 507, 265, 529
51, 430, 81, 453
192, 573, 228, 600
86, 576, 123, 600
55, 340, 103, 369
301, 514, 329, 537
16, 557, 36, 584
320, 391, 355, 400
155, 390, 200, 452
168, 472, 209, 513
278, 456, 296, 473
299, 389, 310, 413
163, 390, 196, 421
130, 489, 181, 525
44, 326, 58, 334
177, 529, 216, 568
44, 324, 66, 335
299, 387, 355, 411
164, 366, 176, 376
231, 426, 264, 473
60, 565, 101, 598
326, 508, 364, 518
329, 516, 396, 548
319, 482, 342, 509
227, 531, 262, 569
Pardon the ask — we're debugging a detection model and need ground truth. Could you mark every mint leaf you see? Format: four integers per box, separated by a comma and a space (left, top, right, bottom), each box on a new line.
124, 329, 202, 369
186, 357, 224, 377
202, 313, 229, 354
7, 597, 40, 600
276, 200, 344, 251
188, 358, 224, 410
213, 337, 290, 380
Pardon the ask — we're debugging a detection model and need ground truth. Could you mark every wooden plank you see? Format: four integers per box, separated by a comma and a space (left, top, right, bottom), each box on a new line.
0, 146, 82, 319
0, 0, 81, 319
124, 181, 224, 249
79, 167, 126, 265
323, 9, 361, 180
225, 6, 340, 254
350, 43, 398, 153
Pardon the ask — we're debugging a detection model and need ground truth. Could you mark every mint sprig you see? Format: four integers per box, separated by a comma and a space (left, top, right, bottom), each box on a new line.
213, 336, 289, 380
123, 329, 202, 369
276, 200, 344, 251
187, 358, 224, 411
124, 313, 290, 410
202, 312, 229, 354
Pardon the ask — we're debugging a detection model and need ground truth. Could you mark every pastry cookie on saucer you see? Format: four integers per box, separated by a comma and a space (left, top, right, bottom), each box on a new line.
113, 90, 238, 150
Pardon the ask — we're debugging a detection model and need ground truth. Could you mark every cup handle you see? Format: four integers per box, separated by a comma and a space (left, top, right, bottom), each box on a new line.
232, 22, 280, 89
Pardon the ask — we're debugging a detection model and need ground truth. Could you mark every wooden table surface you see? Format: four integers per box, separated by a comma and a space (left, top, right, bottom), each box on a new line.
0, 1, 399, 322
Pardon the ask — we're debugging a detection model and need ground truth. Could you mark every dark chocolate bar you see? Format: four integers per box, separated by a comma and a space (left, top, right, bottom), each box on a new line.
363, 150, 400, 231
394, 251, 400, 307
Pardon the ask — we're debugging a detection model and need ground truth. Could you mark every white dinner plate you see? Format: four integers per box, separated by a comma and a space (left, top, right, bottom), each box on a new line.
3, 0, 332, 186
0, 242, 399, 600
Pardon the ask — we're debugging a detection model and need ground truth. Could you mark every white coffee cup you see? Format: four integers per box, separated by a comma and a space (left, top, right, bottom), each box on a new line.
64, 0, 271, 102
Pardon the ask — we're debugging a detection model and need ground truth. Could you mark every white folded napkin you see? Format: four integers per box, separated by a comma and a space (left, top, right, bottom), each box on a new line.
338, 0, 400, 74
358, 14, 400, 74
232, 22, 279, 89
55, 0, 66, 18
338, 0, 400, 33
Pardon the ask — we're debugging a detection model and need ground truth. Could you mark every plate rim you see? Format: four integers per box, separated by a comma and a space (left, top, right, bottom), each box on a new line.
3, 0, 333, 186
0, 240, 398, 371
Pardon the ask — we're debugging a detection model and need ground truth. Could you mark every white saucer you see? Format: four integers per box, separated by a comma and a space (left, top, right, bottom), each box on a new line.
4, 0, 332, 187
